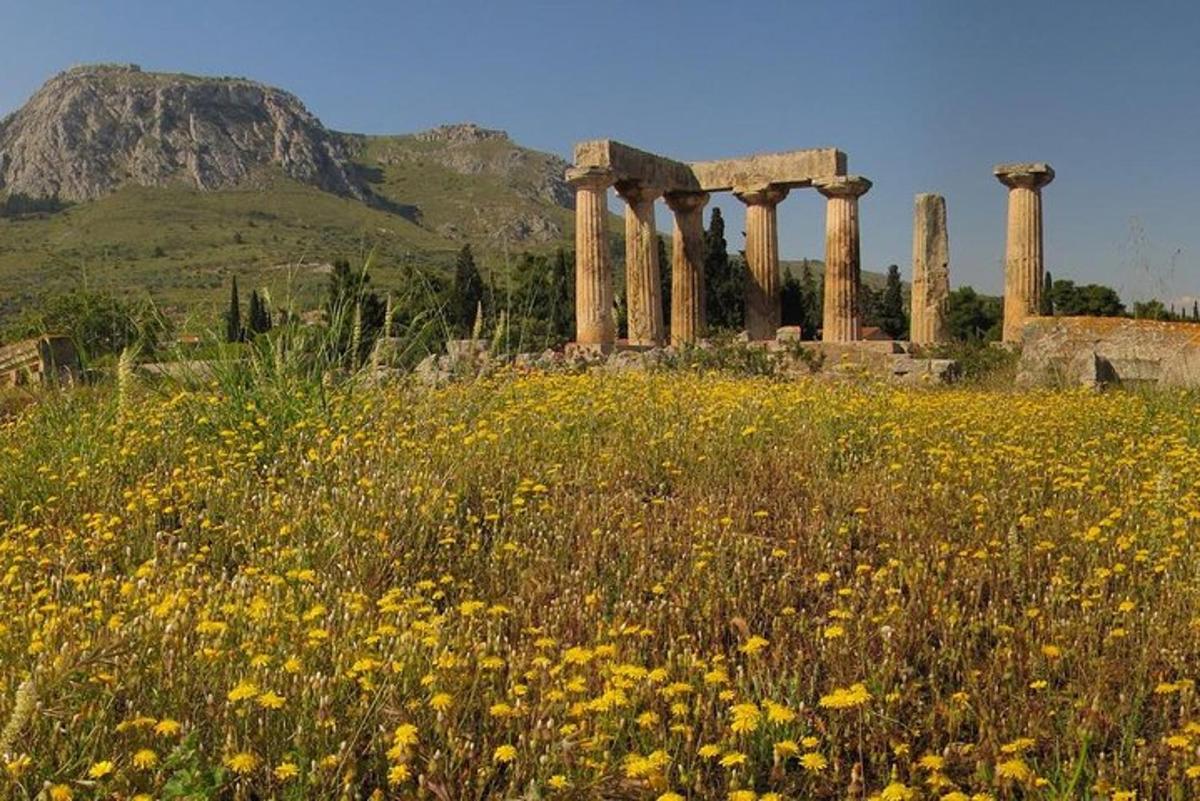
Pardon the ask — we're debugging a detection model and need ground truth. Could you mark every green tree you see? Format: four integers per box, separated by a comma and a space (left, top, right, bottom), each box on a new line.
2, 289, 170, 361
658, 236, 671, 333
800, 262, 820, 339
1133, 299, 1168, 320
225, 276, 243, 343
1040, 271, 1054, 315
878, 264, 907, 339
946, 287, 1002, 342
704, 208, 743, 330
548, 247, 573, 343
451, 245, 484, 337
780, 268, 803, 327
1048, 280, 1125, 317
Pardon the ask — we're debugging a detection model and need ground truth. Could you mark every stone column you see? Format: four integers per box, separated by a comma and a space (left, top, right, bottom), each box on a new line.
815, 176, 872, 342
735, 184, 790, 340
566, 166, 616, 348
664, 191, 710, 345
910, 193, 950, 346
615, 181, 664, 346
994, 162, 1054, 344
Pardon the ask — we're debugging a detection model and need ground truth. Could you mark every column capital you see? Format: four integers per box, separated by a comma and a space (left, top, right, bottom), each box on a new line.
663, 190, 710, 214
614, 180, 663, 205
733, 183, 790, 207
994, 162, 1055, 190
565, 166, 616, 190
815, 175, 872, 199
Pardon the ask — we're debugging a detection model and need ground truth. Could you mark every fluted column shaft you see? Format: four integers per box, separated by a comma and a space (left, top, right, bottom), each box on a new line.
735, 185, 790, 340
616, 182, 664, 346
664, 191, 710, 345
816, 176, 871, 342
995, 163, 1054, 343
911, 193, 950, 346
567, 167, 616, 347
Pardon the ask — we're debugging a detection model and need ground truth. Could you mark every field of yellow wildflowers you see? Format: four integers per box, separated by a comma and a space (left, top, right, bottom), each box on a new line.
2, 371, 1200, 800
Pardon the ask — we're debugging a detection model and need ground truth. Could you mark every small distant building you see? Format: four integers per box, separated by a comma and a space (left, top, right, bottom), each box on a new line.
0, 335, 81, 387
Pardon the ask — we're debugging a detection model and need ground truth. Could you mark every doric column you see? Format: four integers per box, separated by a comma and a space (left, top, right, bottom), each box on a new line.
910, 193, 950, 346
735, 184, 790, 340
995, 163, 1054, 343
664, 191, 710, 345
566, 166, 616, 347
815, 176, 872, 342
615, 181, 664, 346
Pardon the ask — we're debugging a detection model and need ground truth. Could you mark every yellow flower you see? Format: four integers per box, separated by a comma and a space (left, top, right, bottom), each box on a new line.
657, 794, 685, 801
274, 761, 300, 781
774, 739, 799, 758
257, 690, 286, 709
224, 751, 260, 775
880, 781, 916, 800
388, 763, 411, 785
739, 635, 769, 654
729, 702, 761, 734
393, 723, 419, 748
818, 682, 871, 709
548, 774, 570, 789
87, 760, 115, 779
132, 749, 158, 769
48, 785, 74, 801
154, 718, 182, 736
227, 680, 259, 702
996, 758, 1032, 781
719, 751, 747, 768
494, 744, 518, 763
799, 752, 828, 772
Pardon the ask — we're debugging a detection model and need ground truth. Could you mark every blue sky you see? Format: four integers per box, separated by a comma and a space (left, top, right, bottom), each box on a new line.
3, 0, 1199, 301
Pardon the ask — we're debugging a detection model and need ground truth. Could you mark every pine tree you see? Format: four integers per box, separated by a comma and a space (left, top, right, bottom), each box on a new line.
879, 264, 907, 339
1041, 271, 1054, 315
703, 208, 741, 330
452, 245, 484, 337
225, 276, 243, 343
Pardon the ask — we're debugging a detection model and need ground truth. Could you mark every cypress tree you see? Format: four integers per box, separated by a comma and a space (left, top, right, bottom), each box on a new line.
800, 262, 819, 339
704, 208, 741, 330
879, 264, 907, 339
548, 247, 573, 342
452, 245, 484, 337
225, 276, 242, 343
658, 236, 671, 332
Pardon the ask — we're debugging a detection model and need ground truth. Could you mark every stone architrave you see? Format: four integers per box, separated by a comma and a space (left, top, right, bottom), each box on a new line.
566, 166, 616, 347
615, 181, 664, 346
910, 193, 950, 346
815, 176, 872, 342
735, 184, 790, 340
994, 162, 1054, 343
663, 191, 710, 345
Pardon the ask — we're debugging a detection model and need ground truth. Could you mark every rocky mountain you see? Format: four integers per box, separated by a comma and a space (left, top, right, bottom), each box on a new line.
0, 64, 364, 201
0, 66, 585, 320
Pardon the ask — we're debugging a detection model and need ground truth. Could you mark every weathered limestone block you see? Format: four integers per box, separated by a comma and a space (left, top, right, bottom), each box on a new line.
1017, 316, 1200, 387
910, 193, 950, 346
735, 184, 789, 341
664, 191, 710, 345
815, 176, 871, 342
567, 166, 616, 348
995, 162, 1054, 343
615, 181, 665, 346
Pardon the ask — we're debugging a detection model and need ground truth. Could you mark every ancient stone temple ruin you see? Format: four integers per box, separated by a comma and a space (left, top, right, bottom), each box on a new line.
995, 162, 1054, 343
567, 139, 871, 349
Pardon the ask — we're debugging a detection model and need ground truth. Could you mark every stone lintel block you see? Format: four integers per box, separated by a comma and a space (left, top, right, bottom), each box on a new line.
572, 139, 845, 193
993, 162, 1055, 188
